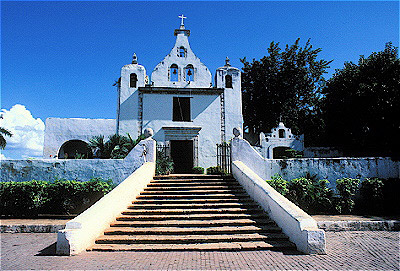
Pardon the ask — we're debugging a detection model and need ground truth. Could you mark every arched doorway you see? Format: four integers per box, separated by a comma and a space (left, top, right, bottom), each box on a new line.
273, 146, 292, 159
58, 140, 93, 159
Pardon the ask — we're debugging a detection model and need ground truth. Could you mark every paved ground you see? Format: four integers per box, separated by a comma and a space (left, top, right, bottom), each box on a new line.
1, 231, 399, 270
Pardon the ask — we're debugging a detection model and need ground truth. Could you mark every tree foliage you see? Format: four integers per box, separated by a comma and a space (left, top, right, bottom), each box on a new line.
241, 38, 331, 145
89, 133, 145, 159
0, 127, 13, 150
322, 42, 400, 157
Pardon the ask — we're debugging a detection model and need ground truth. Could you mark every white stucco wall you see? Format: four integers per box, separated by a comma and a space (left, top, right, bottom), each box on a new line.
259, 122, 304, 159
232, 160, 326, 254
2, 138, 156, 185
215, 62, 244, 141
270, 157, 400, 189
43, 118, 116, 158
231, 134, 400, 189
139, 92, 221, 169
151, 28, 212, 88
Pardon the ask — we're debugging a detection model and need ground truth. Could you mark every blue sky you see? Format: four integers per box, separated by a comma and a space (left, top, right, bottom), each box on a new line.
1, 1, 399, 158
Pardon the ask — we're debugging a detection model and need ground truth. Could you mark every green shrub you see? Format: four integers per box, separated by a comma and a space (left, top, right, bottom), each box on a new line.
192, 167, 204, 174
156, 150, 174, 175
206, 166, 227, 175
266, 174, 289, 196
356, 178, 384, 215
0, 178, 114, 217
382, 178, 400, 215
0, 180, 50, 216
286, 177, 334, 214
335, 177, 360, 214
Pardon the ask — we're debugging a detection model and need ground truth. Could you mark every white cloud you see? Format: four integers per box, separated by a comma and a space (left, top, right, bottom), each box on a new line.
0, 104, 45, 159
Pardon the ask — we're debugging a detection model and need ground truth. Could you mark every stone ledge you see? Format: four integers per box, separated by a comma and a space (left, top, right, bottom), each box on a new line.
317, 220, 400, 231
1, 224, 65, 233
1, 220, 399, 233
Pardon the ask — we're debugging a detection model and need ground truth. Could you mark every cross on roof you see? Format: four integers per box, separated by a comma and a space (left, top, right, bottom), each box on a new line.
179, 14, 187, 26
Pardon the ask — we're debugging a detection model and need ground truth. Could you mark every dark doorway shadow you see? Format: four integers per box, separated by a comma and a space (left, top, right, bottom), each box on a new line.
35, 242, 57, 256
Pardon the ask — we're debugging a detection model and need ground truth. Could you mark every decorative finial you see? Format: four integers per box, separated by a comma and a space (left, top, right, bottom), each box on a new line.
225, 56, 231, 67
132, 53, 138, 64
178, 14, 187, 29
233, 127, 242, 138
143, 128, 154, 139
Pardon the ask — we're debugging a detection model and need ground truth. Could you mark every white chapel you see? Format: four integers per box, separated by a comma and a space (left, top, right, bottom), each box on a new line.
43, 16, 243, 172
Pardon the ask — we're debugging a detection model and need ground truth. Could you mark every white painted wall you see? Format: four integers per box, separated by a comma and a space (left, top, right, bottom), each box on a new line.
56, 161, 156, 255
215, 61, 244, 141
151, 28, 212, 88
3, 137, 156, 185
139, 93, 221, 169
259, 122, 304, 158
270, 157, 400, 189
231, 133, 400, 188
232, 161, 326, 254
43, 118, 116, 158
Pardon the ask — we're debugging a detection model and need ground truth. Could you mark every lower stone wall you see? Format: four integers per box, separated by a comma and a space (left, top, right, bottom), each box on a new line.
1, 138, 156, 185
269, 157, 400, 189
232, 136, 400, 190
0, 158, 141, 184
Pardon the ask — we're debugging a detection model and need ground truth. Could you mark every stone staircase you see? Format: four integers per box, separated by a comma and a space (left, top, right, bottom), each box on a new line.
90, 175, 296, 251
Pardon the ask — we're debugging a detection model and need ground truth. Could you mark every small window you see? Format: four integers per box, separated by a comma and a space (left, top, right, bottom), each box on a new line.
225, 75, 233, 88
185, 64, 194, 82
179, 46, 186, 57
170, 64, 179, 82
279, 129, 286, 138
130, 73, 138, 88
173, 97, 191, 122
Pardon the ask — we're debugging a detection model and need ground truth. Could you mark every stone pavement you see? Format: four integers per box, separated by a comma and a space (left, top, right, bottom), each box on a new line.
1, 231, 399, 270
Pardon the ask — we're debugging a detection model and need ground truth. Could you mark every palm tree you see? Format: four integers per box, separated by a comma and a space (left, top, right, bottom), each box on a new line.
0, 127, 13, 150
88, 133, 145, 159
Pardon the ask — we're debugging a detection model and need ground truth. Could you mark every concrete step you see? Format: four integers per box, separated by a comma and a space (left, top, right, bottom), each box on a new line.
153, 175, 233, 180
116, 213, 270, 221
103, 225, 282, 235
126, 203, 259, 209
140, 190, 245, 195
132, 198, 255, 204
148, 182, 241, 187
110, 219, 274, 228
136, 193, 250, 199
90, 240, 295, 251
121, 208, 264, 216
144, 186, 242, 191
95, 233, 289, 244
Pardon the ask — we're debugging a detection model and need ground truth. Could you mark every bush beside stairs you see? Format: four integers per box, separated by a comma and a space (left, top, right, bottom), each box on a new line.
89, 175, 296, 251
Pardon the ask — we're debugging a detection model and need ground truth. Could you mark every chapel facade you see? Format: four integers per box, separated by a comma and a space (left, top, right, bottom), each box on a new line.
43, 16, 243, 172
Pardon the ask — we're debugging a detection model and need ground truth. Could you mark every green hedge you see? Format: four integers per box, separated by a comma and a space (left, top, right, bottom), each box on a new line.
266, 175, 400, 215
0, 178, 114, 217
206, 166, 228, 175
192, 167, 205, 174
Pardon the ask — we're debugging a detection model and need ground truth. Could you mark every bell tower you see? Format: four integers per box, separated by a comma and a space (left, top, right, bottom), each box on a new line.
151, 15, 212, 88
117, 53, 147, 135
215, 57, 243, 141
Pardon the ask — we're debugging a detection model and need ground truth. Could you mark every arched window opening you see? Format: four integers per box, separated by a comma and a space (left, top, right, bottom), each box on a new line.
279, 129, 286, 138
130, 73, 138, 88
170, 64, 179, 81
225, 75, 233, 88
185, 64, 194, 82
58, 140, 93, 159
179, 46, 186, 57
